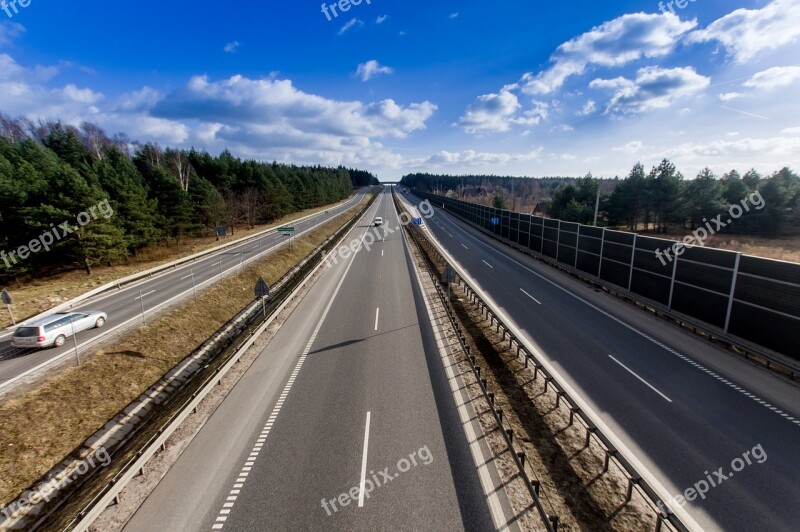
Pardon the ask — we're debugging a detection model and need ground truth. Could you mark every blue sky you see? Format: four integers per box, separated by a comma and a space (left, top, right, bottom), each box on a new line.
1, 0, 799, 180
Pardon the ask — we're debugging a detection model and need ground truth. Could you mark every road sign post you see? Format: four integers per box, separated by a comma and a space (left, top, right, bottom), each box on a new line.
2, 288, 15, 325
278, 227, 295, 252
255, 277, 270, 318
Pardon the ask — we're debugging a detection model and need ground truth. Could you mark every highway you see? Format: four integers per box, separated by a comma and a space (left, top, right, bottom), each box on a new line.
397, 190, 800, 531
0, 190, 370, 393
123, 188, 513, 531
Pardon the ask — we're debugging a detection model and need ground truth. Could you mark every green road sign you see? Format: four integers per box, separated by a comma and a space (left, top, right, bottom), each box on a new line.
277, 227, 295, 232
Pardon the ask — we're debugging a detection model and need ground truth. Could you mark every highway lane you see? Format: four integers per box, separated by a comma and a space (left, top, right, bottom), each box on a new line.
124, 188, 510, 531
399, 190, 800, 532
0, 190, 370, 391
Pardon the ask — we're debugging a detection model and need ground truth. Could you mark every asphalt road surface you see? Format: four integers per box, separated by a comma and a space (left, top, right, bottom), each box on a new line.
399, 189, 800, 532
0, 190, 369, 393
124, 188, 512, 531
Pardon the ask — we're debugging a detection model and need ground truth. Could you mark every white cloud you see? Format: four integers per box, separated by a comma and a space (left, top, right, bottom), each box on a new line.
520, 13, 696, 95
781, 127, 800, 135
409, 148, 542, 168
457, 89, 521, 134
0, 21, 25, 46
224, 41, 240, 53
612, 140, 645, 154
593, 66, 710, 114
743, 65, 800, 89
356, 60, 394, 81
339, 18, 363, 35
578, 99, 596, 116
0, 54, 437, 168
687, 0, 800, 63
663, 135, 800, 160
719, 92, 742, 101
552, 124, 574, 132
376, 15, 389, 24
449, 13, 459, 19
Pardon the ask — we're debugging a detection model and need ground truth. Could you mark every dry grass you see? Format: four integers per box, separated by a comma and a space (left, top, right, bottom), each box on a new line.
639, 232, 800, 263
0, 195, 371, 506
1, 200, 349, 325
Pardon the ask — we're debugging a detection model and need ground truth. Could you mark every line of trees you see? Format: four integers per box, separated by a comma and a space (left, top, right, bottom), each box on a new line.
0, 115, 378, 280
401, 161, 800, 235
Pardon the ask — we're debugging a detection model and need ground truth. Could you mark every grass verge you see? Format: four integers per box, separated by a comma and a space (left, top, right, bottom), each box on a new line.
1, 198, 353, 325
0, 194, 372, 506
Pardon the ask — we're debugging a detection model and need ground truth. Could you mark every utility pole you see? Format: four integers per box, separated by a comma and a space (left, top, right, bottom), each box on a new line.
593, 179, 601, 226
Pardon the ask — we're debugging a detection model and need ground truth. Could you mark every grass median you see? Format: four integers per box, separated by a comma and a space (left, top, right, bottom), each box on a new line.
0, 193, 372, 506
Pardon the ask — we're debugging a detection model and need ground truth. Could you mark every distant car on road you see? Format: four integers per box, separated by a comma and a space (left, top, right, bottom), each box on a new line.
11, 311, 108, 348
374, 217, 383, 226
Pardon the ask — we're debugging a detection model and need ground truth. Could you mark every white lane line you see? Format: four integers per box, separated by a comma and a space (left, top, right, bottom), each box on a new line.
437, 210, 800, 427
180, 273, 194, 280
482, 260, 494, 269
209, 219, 372, 530
358, 412, 372, 507
520, 288, 542, 305
382, 249, 384, 257
133, 290, 156, 300
447, 232, 454, 238
609, 355, 673, 403
461, 244, 468, 249
374, 308, 380, 331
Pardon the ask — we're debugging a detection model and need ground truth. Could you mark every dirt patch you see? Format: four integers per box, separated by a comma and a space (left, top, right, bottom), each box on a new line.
0, 196, 371, 507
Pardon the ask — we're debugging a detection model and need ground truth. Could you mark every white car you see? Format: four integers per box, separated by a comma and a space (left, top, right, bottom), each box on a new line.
374, 217, 383, 226
11, 311, 107, 348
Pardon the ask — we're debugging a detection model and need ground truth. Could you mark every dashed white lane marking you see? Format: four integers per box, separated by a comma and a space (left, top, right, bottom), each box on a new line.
133, 289, 156, 300
439, 211, 800, 427
358, 412, 372, 507
374, 308, 380, 331
209, 218, 372, 529
520, 288, 542, 305
609, 355, 673, 403
461, 244, 468, 249
482, 260, 494, 269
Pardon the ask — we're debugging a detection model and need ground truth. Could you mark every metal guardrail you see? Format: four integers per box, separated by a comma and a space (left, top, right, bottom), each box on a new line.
14, 192, 379, 532
396, 195, 558, 532
412, 190, 799, 378
394, 189, 692, 532
4, 193, 363, 331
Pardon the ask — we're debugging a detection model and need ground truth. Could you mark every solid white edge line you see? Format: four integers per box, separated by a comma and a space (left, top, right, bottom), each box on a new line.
206, 195, 381, 530
358, 411, 372, 507
398, 205, 510, 530
519, 288, 542, 305
396, 192, 705, 532
608, 355, 673, 403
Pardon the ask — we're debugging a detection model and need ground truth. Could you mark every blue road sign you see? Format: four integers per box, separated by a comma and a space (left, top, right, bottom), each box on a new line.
490, 217, 500, 225
413, 218, 423, 225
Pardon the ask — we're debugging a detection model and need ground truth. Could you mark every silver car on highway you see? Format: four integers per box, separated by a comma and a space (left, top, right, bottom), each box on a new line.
11, 311, 108, 348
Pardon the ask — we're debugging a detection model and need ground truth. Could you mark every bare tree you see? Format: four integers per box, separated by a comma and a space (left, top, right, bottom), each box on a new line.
239, 187, 260, 228
80, 122, 113, 160
166, 148, 192, 192
0, 113, 26, 142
